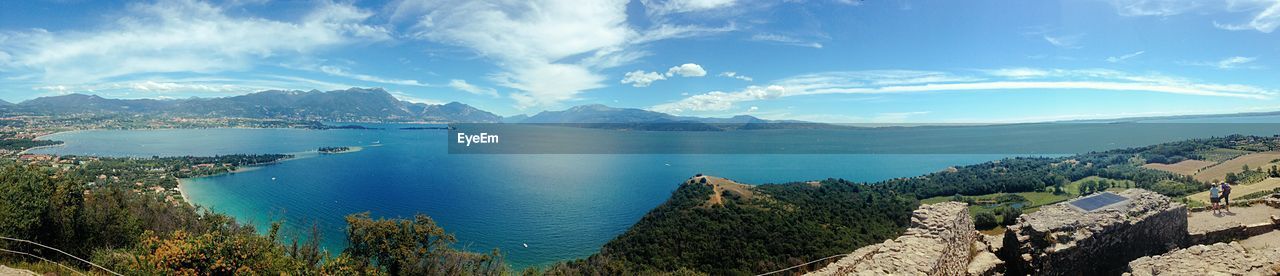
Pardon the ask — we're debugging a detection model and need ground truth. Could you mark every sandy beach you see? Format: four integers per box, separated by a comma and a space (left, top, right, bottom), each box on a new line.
177, 179, 194, 205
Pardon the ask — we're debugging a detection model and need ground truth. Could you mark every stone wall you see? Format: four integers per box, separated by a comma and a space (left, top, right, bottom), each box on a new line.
1004, 189, 1187, 276
1188, 215, 1280, 245
807, 202, 976, 276
1126, 242, 1280, 275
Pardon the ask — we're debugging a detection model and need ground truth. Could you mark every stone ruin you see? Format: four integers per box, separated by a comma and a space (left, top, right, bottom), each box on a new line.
1003, 189, 1188, 275
807, 202, 976, 276
1126, 241, 1280, 275
805, 188, 1280, 275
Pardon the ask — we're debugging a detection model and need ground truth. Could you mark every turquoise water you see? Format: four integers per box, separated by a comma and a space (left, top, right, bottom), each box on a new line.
33, 127, 1024, 269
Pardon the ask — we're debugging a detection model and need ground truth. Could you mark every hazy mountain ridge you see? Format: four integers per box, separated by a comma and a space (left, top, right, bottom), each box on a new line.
6, 88, 502, 123
511, 104, 827, 130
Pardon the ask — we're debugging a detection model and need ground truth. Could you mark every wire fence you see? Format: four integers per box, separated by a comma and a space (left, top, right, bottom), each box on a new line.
0, 236, 122, 276
754, 253, 849, 276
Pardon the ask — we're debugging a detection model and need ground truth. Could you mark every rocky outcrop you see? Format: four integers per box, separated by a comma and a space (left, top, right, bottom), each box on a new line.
807, 202, 976, 276
0, 265, 40, 276
1126, 242, 1280, 275
1004, 189, 1187, 276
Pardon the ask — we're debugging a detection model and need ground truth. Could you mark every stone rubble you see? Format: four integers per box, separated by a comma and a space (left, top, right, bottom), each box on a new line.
1005, 189, 1188, 276
807, 202, 976, 276
1126, 242, 1280, 276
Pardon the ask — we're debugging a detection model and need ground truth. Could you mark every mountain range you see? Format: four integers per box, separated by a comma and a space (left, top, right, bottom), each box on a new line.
0, 88, 809, 127
3, 88, 502, 123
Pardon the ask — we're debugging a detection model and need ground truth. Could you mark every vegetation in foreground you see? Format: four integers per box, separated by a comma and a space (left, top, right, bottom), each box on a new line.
0, 157, 510, 275
543, 135, 1277, 275
3, 134, 1278, 275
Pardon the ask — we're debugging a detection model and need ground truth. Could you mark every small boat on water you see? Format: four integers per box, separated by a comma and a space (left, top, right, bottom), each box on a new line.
522, 243, 528, 248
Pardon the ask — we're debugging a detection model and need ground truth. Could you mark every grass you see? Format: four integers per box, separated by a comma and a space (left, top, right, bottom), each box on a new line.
1192, 151, 1280, 183
1, 260, 86, 275
922, 176, 1138, 231
1185, 178, 1280, 205
1196, 148, 1252, 163
1141, 159, 1216, 176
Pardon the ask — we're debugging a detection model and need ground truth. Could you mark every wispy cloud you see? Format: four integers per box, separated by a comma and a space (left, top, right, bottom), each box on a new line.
318, 65, 428, 87
1042, 34, 1084, 49
719, 72, 753, 81
1186, 56, 1261, 69
750, 33, 823, 48
448, 79, 499, 97
1213, 0, 1280, 33
640, 0, 738, 15
393, 0, 734, 109
651, 68, 1276, 113
1109, 0, 1279, 33
1106, 50, 1146, 63
1109, 0, 1207, 17
0, 0, 389, 84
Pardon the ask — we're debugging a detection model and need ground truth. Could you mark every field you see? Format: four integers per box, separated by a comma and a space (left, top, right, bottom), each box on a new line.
1192, 151, 1280, 183
1196, 148, 1252, 163
921, 176, 1132, 230
1185, 178, 1280, 204
1142, 159, 1216, 176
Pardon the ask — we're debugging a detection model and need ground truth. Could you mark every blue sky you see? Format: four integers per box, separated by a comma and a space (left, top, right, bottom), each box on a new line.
0, 0, 1277, 123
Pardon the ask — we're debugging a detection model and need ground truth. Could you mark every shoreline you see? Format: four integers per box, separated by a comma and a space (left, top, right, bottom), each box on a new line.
174, 146, 363, 207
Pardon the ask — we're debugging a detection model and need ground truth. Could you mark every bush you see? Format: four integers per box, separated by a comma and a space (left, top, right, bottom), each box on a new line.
974, 212, 998, 229
1000, 207, 1022, 226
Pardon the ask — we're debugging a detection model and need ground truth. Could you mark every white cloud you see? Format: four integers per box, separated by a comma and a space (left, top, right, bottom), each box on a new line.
448, 79, 499, 97
621, 70, 667, 87
389, 90, 444, 105
651, 85, 785, 112
652, 68, 1276, 113
32, 80, 269, 98
1106, 50, 1146, 63
1187, 56, 1260, 69
1217, 56, 1258, 68
1214, 0, 1280, 33
0, 0, 388, 84
1110, 0, 1278, 33
1042, 34, 1084, 49
394, 0, 729, 108
620, 63, 708, 87
641, 0, 738, 15
750, 33, 823, 48
1110, 0, 1207, 16
318, 65, 427, 86
666, 63, 707, 77
719, 71, 753, 81
985, 68, 1050, 79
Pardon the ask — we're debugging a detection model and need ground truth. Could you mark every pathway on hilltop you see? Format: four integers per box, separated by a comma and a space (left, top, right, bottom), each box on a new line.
1187, 205, 1279, 233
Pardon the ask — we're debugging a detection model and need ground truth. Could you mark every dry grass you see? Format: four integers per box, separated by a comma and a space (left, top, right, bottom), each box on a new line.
1186, 178, 1280, 205
1142, 159, 1216, 176
1193, 151, 1280, 183
691, 175, 755, 207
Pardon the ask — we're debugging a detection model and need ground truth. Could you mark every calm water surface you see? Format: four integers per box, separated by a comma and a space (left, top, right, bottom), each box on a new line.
33, 127, 1051, 268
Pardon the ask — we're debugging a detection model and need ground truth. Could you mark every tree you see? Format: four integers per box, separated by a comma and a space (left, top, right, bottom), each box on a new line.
1001, 207, 1022, 226
974, 212, 998, 229
343, 212, 505, 275
0, 165, 55, 240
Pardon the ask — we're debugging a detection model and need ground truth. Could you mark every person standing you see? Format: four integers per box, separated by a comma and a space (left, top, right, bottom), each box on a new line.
1221, 182, 1232, 212
1209, 183, 1221, 214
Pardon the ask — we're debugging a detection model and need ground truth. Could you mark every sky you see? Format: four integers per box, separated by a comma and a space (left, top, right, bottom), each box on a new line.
0, 0, 1277, 123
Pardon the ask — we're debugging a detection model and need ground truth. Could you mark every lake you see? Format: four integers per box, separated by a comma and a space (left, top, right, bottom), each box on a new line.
31, 122, 1280, 269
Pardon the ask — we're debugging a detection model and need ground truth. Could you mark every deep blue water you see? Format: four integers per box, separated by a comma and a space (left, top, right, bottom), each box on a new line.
32, 127, 1023, 269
